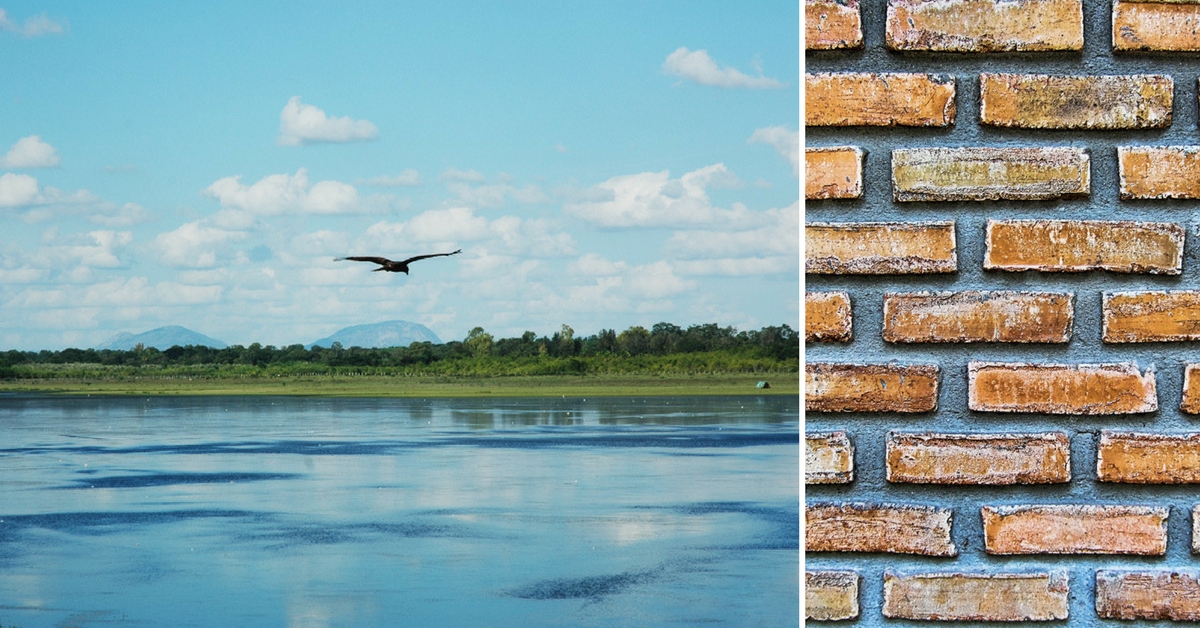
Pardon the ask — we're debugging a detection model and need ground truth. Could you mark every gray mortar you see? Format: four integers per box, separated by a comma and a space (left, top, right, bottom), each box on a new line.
806, 1, 1200, 625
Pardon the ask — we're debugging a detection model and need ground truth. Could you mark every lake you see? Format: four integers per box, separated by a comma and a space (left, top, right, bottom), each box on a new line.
0, 395, 799, 627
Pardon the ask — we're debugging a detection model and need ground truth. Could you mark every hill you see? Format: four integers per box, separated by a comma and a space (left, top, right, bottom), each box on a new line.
96, 326, 228, 350
307, 320, 442, 349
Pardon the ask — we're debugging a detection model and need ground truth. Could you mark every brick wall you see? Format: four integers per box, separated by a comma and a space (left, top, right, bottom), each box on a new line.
805, 0, 1200, 622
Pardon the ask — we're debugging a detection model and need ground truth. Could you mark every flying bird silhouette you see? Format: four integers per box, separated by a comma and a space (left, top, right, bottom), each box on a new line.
337, 249, 462, 274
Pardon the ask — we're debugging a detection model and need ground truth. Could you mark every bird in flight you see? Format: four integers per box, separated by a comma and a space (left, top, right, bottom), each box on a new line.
336, 249, 462, 274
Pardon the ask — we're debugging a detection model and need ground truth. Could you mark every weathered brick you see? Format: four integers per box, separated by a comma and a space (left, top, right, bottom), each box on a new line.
805, 73, 956, 127
969, 361, 1157, 415
1098, 432, 1200, 483
982, 505, 1168, 555
886, 0, 1083, 52
805, 146, 863, 199
1119, 146, 1200, 199
805, 291, 852, 342
892, 147, 1089, 201
806, 222, 957, 275
1114, 0, 1200, 52
883, 572, 1069, 621
807, 431, 854, 484
883, 291, 1073, 344
1096, 571, 1200, 621
806, 502, 957, 556
806, 363, 939, 413
806, 571, 859, 621
980, 73, 1173, 129
985, 219, 1184, 274
1194, 505, 1200, 553
1183, 365, 1200, 414
1103, 291, 1200, 342
887, 432, 1071, 485
806, 0, 863, 50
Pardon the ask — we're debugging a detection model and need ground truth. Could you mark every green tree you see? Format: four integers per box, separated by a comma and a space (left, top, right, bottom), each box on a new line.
465, 326, 494, 358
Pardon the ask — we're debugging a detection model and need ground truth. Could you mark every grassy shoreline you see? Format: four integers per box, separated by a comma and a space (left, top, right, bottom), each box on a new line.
0, 372, 798, 397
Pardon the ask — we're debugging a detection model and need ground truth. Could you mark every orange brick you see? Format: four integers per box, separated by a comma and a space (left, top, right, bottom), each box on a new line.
883, 572, 1069, 621
883, 291, 1073, 343
806, 571, 859, 621
806, 363, 939, 413
806, 502, 957, 556
984, 219, 1184, 274
805, 73, 956, 127
807, 431, 854, 484
805, 291, 852, 342
892, 147, 1089, 201
980, 73, 1173, 129
806, 222, 957, 275
968, 361, 1157, 415
1096, 571, 1200, 621
806, 0, 863, 50
1103, 291, 1200, 342
805, 146, 863, 199
887, 432, 1070, 485
1183, 365, 1200, 414
1119, 146, 1200, 199
886, 0, 1083, 52
982, 505, 1168, 555
1114, 0, 1200, 52
1098, 432, 1200, 483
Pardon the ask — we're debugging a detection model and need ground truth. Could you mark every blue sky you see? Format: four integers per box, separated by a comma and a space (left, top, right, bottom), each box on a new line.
0, 1, 798, 350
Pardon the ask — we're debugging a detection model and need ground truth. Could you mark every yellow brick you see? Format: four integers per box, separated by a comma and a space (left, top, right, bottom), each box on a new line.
982, 505, 1168, 555
1119, 146, 1200, 199
892, 147, 1089, 201
1098, 432, 1200, 483
886, 432, 1070, 484
806, 502, 957, 556
807, 431, 854, 484
1114, 0, 1200, 52
806, 73, 956, 127
807, 363, 939, 413
806, 571, 859, 621
1103, 291, 1200, 342
886, 0, 1083, 51
883, 291, 1073, 343
981, 73, 1173, 129
985, 220, 1184, 274
883, 572, 1069, 621
1097, 571, 1200, 621
805, 146, 863, 199
805, 291, 852, 342
1183, 365, 1200, 414
806, 0, 863, 50
806, 222, 956, 274
968, 361, 1157, 415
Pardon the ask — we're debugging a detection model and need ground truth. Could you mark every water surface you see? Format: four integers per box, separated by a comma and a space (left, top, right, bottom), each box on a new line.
0, 395, 798, 627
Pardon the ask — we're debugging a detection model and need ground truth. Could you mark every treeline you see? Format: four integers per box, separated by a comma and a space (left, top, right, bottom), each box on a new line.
0, 323, 798, 379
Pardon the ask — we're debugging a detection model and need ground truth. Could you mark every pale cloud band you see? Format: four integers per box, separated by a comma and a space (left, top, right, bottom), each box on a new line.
278, 96, 379, 146
662, 47, 782, 89
748, 126, 799, 176
2, 135, 60, 168
204, 168, 360, 215
0, 9, 63, 37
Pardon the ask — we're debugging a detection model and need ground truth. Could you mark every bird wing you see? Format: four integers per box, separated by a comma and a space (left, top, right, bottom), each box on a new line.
338, 256, 394, 265
399, 249, 462, 265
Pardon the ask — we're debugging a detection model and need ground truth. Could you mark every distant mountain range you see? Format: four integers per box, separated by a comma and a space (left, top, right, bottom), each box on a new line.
96, 326, 228, 350
307, 320, 442, 349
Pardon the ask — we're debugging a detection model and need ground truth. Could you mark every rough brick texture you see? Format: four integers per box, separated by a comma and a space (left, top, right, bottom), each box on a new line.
984, 219, 1184, 274
1103, 291, 1200, 342
885, 0, 1083, 52
805, 222, 956, 275
1113, 0, 1200, 52
805, 571, 860, 621
806, 0, 862, 50
968, 361, 1158, 415
982, 505, 1169, 555
805, 291, 852, 342
806, 363, 939, 412
882, 572, 1070, 621
806, 502, 957, 556
805, 146, 863, 199
1182, 364, 1200, 414
1098, 431, 1200, 483
980, 73, 1172, 129
1096, 571, 1200, 620
892, 147, 1090, 201
805, 73, 956, 127
886, 432, 1071, 484
1119, 146, 1200, 199
806, 431, 854, 484
882, 291, 1073, 343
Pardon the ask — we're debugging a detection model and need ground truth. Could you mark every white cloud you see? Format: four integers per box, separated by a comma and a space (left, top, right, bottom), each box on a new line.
356, 207, 575, 257
2, 135, 60, 168
362, 169, 421, 187
749, 126, 799, 176
203, 168, 360, 215
564, 163, 748, 228
89, 202, 150, 227
439, 168, 486, 183
665, 202, 799, 259
153, 220, 248, 268
277, 96, 379, 146
0, 172, 40, 207
566, 254, 695, 311
0, 9, 63, 37
662, 47, 782, 89
439, 169, 549, 208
